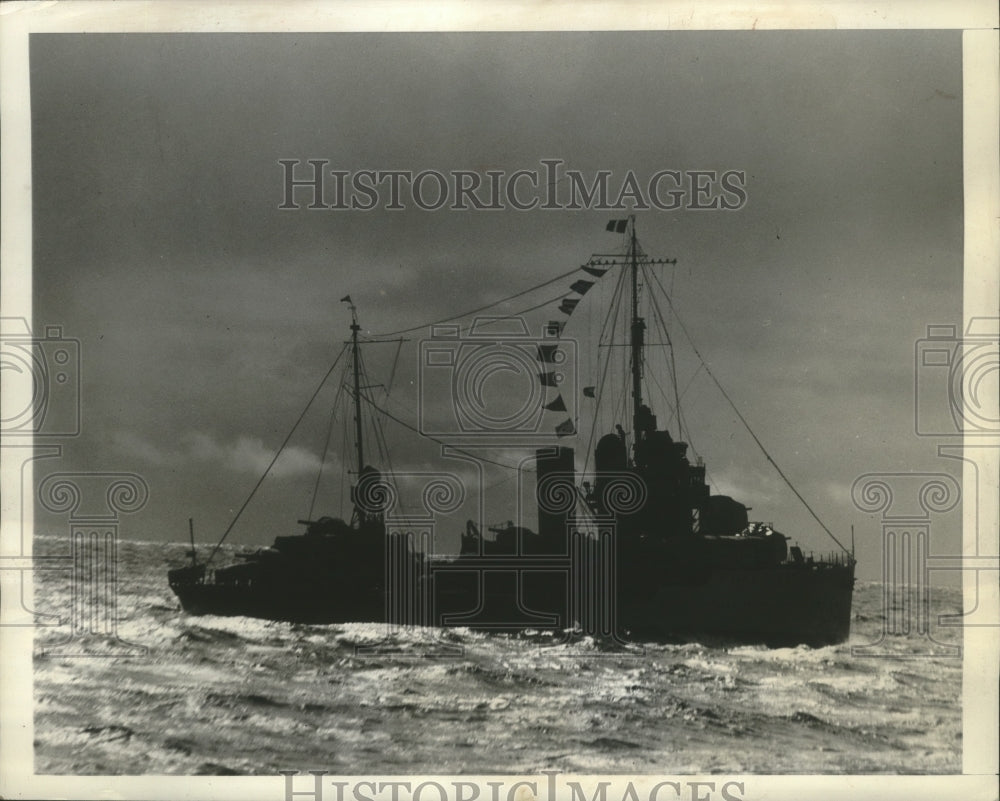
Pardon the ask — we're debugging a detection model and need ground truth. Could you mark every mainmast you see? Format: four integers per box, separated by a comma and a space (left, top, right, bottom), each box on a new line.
628, 215, 645, 441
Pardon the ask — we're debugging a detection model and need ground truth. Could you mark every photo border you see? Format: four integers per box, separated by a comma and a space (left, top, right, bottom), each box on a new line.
2, 2, 997, 799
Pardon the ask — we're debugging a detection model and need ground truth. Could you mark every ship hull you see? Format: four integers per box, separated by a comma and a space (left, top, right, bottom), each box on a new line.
169, 580, 384, 625
170, 551, 854, 646
428, 559, 855, 648
621, 563, 855, 646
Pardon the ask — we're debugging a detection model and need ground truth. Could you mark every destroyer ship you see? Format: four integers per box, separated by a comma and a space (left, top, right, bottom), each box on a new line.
169, 220, 855, 645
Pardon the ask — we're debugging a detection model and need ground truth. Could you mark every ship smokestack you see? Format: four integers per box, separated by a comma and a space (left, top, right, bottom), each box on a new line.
535, 446, 575, 554
594, 433, 628, 517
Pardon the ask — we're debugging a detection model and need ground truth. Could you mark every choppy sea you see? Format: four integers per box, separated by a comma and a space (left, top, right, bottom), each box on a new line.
32, 535, 962, 775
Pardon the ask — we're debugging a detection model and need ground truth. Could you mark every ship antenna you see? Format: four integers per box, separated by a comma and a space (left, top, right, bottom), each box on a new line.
187, 517, 198, 567
343, 295, 365, 474
628, 214, 644, 446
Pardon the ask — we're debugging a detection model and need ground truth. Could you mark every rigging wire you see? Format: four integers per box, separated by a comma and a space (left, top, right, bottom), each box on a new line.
646, 268, 851, 556
645, 361, 677, 425
204, 343, 349, 566
356, 347, 382, 465
386, 338, 403, 398
339, 394, 349, 514
307, 377, 346, 520
581, 266, 627, 479
358, 388, 538, 474
377, 266, 584, 337
447, 291, 573, 338
642, 275, 712, 483
643, 264, 685, 441
644, 270, 691, 445
360, 345, 412, 519
351, 339, 401, 445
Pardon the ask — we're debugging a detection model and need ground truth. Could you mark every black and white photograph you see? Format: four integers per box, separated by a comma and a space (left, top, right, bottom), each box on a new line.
1, 2, 997, 800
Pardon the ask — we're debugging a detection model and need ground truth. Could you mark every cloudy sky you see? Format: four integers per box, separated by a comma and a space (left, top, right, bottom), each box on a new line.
29, 31, 964, 579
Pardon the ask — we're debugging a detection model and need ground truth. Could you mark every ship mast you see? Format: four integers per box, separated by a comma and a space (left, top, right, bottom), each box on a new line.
348, 300, 365, 474
628, 215, 645, 443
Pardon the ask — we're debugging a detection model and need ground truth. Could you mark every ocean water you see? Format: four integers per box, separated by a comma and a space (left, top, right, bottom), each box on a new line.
32, 536, 962, 775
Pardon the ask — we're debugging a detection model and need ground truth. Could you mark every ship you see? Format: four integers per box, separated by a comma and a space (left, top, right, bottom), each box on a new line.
169, 219, 855, 646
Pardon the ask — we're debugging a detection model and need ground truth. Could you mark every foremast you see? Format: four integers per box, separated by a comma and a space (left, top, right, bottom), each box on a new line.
348, 299, 365, 475
341, 297, 386, 528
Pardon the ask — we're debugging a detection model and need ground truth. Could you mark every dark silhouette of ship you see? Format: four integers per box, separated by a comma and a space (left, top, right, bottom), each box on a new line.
169, 221, 855, 646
